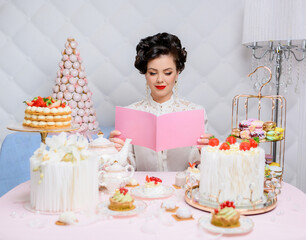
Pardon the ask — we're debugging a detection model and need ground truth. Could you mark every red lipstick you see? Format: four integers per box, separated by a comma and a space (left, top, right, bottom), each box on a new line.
155, 86, 166, 90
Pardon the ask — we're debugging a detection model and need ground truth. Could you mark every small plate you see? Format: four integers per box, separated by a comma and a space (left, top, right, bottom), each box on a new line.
97, 200, 147, 217
131, 185, 174, 199
198, 215, 254, 235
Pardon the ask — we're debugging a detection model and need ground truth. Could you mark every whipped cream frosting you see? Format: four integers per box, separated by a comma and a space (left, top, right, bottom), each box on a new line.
161, 200, 176, 210
176, 208, 192, 218
58, 211, 78, 225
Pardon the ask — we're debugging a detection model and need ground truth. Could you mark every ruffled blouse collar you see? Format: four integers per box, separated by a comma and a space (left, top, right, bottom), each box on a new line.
147, 94, 175, 108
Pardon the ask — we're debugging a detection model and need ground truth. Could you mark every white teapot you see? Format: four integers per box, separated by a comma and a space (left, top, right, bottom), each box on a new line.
89, 132, 132, 167
99, 161, 134, 193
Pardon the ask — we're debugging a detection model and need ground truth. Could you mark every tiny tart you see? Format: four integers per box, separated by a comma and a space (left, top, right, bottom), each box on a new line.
211, 201, 240, 228
108, 188, 135, 211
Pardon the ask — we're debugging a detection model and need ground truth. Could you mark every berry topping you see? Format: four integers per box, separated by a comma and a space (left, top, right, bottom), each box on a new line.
208, 136, 219, 147
146, 175, 162, 184
226, 135, 236, 145
219, 201, 235, 210
119, 187, 128, 195
23, 96, 66, 108
249, 138, 258, 148
219, 142, 230, 150
188, 162, 196, 168
214, 209, 219, 214
239, 141, 251, 151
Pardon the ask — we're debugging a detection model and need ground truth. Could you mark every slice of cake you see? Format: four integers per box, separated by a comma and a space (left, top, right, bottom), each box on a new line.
211, 201, 240, 228
23, 96, 71, 129
144, 176, 163, 195
108, 188, 135, 211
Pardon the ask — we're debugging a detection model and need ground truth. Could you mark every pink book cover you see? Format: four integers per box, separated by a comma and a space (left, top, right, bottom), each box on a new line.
115, 106, 205, 152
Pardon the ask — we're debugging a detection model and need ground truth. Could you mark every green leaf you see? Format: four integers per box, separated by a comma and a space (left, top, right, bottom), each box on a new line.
253, 137, 260, 143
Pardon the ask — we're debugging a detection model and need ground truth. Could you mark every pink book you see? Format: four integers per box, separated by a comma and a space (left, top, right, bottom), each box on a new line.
115, 106, 205, 152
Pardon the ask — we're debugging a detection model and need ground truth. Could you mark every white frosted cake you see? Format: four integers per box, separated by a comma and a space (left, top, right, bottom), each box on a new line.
200, 143, 265, 204
144, 176, 163, 195
30, 132, 99, 212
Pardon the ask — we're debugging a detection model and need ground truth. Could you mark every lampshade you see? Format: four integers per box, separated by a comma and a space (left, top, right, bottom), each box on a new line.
242, 0, 306, 45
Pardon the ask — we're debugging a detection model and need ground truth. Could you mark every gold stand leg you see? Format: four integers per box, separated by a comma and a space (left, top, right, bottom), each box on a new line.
40, 131, 48, 143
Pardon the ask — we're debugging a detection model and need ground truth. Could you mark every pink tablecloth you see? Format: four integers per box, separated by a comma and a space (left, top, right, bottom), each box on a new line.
0, 172, 306, 240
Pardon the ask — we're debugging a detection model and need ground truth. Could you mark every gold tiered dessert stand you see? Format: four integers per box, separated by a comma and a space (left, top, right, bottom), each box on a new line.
185, 66, 283, 215
7, 124, 80, 143
231, 66, 286, 182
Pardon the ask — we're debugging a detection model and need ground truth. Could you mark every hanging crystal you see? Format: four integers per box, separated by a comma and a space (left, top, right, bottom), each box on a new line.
295, 61, 300, 93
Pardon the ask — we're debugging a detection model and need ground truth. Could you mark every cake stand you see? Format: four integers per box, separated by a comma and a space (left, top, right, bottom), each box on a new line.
184, 186, 277, 216
231, 66, 286, 183
7, 123, 80, 143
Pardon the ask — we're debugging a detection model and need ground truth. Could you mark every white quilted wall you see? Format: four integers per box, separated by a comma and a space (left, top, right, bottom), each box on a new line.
0, 0, 305, 190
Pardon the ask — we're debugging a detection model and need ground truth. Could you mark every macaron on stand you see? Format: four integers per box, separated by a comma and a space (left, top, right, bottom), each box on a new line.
231, 66, 286, 185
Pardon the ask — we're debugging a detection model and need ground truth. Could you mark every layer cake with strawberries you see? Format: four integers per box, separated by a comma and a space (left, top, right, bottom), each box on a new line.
200, 136, 265, 204
23, 96, 72, 129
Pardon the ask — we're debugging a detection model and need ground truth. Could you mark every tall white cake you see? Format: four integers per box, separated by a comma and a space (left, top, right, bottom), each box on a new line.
30, 133, 99, 212
200, 143, 265, 204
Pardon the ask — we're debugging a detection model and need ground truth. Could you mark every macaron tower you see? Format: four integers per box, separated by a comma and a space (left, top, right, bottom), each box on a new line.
52, 38, 99, 131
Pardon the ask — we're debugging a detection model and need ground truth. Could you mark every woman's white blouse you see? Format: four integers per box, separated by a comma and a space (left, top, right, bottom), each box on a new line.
126, 95, 208, 171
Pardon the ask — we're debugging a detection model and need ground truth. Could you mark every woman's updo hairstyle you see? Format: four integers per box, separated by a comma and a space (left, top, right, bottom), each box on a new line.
135, 32, 187, 74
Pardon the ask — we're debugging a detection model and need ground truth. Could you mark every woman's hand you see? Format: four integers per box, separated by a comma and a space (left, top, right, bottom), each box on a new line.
109, 130, 125, 151
197, 133, 213, 152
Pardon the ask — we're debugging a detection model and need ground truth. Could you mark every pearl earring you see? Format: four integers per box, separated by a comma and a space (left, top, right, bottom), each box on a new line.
174, 80, 178, 100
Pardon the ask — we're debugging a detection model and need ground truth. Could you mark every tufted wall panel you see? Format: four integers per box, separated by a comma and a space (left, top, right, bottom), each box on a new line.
0, 0, 304, 189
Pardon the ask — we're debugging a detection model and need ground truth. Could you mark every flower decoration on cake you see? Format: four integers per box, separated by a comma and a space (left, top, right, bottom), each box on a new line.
211, 201, 240, 228
52, 38, 99, 132
23, 96, 71, 129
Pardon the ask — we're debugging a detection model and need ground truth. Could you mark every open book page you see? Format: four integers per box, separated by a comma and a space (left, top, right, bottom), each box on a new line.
115, 106, 205, 151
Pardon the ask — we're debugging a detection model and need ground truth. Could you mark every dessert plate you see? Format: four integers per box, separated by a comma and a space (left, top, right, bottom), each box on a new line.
198, 215, 254, 235
131, 185, 174, 199
97, 200, 147, 217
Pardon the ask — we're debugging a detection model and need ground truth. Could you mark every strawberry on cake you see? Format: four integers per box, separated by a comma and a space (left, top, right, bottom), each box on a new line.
23, 96, 72, 129
144, 176, 164, 195
200, 136, 265, 204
